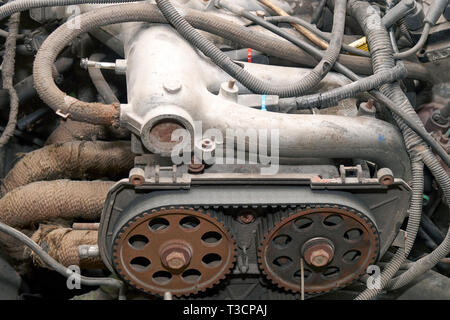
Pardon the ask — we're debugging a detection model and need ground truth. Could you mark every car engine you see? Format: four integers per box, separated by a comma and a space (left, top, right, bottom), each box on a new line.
0, 0, 449, 301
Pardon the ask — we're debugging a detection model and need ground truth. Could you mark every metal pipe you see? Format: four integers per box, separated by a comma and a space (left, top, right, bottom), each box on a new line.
123, 25, 412, 180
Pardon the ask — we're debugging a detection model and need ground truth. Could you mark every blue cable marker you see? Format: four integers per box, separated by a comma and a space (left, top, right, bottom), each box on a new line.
261, 94, 267, 111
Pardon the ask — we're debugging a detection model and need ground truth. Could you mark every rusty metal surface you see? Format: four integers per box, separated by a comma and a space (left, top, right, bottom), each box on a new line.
112, 207, 236, 297
258, 206, 379, 294
148, 121, 184, 154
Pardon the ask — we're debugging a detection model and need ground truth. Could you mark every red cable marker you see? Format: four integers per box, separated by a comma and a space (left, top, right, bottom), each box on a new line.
248, 48, 252, 63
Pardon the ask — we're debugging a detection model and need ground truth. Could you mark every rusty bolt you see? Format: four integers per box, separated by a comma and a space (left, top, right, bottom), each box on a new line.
165, 251, 187, 270
161, 243, 192, 270
238, 212, 255, 224
188, 156, 205, 174
309, 249, 331, 267
302, 238, 335, 268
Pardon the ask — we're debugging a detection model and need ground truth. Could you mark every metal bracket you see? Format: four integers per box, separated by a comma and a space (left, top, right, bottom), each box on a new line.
392, 229, 407, 248
339, 165, 363, 183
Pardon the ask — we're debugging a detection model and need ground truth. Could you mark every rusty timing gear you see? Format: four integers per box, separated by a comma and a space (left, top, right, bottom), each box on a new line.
112, 207, 236, 297
257, 205, 379, 294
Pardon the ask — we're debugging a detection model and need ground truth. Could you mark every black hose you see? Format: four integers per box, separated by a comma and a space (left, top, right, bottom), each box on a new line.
233, 3, 449, 168
278, 64, 407, 109
369, 91, 450, 170
16, 107, 51, 130
395, 23, 431, 59
421, 214, 445, 245
0, 56, 74, 111
347, 0, 450, 299
156, 0, 347, 98
32, 1, 438, 158
311, 0, 327, 25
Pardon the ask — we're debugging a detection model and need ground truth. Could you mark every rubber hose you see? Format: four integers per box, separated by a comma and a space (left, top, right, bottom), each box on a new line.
214, 0, 346, 97
395, 23, 431, 59
311, 0, 328, 25
348, 0, 450, 299
388, 151, 450, 290
32, 3, 432, 125
265, 15, 370, 57
45, 118, 130, 145
31, 3, 431, 126
245, 4, 449, 166
88, 53, 119, 104
278, 63, 407, 109
0, 140, 133, 194
0, 0, 143, 20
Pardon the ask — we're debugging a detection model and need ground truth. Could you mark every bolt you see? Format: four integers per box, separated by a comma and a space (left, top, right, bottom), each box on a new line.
161, 243, 191, 270
228, 80, 236, 89
238, 212, 255, 224
302, 238, 335, 268
309, 249, 331, 267
166, 251, 187, 270
188, 156, 205, 174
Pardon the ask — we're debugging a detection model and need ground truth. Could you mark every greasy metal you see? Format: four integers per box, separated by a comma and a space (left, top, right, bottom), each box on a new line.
258, 206, 379, 294
99, 176, 410, 272
112, 207, 236, 296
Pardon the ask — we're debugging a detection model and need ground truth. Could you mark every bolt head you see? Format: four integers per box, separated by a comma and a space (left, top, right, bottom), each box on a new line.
309, 249, 331, 267
302, 239, 335, 268
238, 212, 255, 224
166, 251, 186, 270
160, 243, 192, 270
